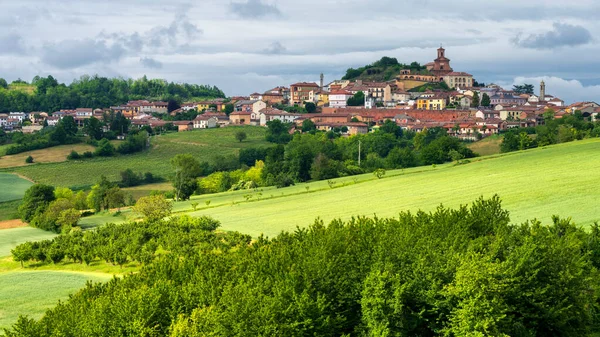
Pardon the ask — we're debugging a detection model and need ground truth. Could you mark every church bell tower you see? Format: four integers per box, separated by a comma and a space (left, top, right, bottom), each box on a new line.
540, 80, 546, 101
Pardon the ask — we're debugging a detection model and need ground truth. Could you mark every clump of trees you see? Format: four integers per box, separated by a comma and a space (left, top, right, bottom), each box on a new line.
0, 75, 225, 113
501, 111, 600, 152
7, 196, 600, 336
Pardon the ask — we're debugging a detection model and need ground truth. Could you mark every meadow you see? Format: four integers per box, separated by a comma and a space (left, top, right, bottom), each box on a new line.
467, 134, 502, 156
0, 271, 112, 330
5, 126, 269, 189
0, 144, 97, 169
173, 138, 600, 238
0, 173, 32, 203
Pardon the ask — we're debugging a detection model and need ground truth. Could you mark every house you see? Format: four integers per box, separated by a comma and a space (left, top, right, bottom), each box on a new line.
203, 112, 230, 127
416, 96, 447, 110
258, 108, 301, 126
290, 82, 320, 105
197, 101, 226, 112
229, 111, 252, 125
262, 92, 285, 105
193, 115, 218, 129
265, 86, 290, 100
76, 108, 93, 118
140, 101, 168, 114
173, 121, 194, 132
46, 116, 61, 126
235, 100, 267, 113
9, 112, 27, 122
0, 114, 8, 127
329, 90, 354, 108
314, 122, 369, 135
443, 72, 474, 89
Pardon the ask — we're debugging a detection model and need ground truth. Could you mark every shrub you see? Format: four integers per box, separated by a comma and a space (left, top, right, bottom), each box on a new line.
67, 150, 81, 160
25, 156, 34, 163
82, 151, 94, 158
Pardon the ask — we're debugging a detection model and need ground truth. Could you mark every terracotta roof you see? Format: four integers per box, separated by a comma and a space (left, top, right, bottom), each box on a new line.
291, 82, 319, 87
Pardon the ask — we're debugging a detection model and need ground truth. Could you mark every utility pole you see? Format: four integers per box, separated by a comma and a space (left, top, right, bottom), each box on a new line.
358, 140, 361, 167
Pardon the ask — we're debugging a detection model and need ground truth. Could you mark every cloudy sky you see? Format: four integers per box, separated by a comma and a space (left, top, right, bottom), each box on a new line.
0, 0, 599, 103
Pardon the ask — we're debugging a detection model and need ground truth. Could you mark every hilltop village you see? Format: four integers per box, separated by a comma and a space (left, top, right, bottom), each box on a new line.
1, 47, 598, 140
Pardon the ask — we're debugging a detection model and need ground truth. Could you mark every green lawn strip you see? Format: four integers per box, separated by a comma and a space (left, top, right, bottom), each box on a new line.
184, 138, 600, 238
0, 173, 33, 202
0, 227, 56, 258
6, 126, 268, 189
0, 270, 113, 330
0, 200, 21, 221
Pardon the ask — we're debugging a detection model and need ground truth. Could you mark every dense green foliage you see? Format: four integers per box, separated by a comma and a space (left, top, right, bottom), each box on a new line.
501, 112, 600, 152
513, 84, 535, 95
0, 75, 225, 113
5, 117, 79, 155
261, 122, 474, 185
342, 57, 429, 81
347, 91, 365, 106
18, 184, 55, 223
7, 197, 600, 336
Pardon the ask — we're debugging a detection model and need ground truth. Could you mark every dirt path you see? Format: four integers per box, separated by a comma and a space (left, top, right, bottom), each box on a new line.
13, 173, 35, 183
0, 219, 27, 230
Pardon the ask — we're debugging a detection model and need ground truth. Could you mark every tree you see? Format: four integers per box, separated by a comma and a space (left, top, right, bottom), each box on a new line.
19, 184, 55, 222
304, 102, 317, 113
0, 78, 7, 89
134, 195, 173, 222
379, 120, 402, 138
518, 132, 532, 150
25, 156, 33, 163
302, 119, 316, 133
224, 103, 234, 115
105, 187, 125, 210
86, 176, 116, 212
84, 117, 103, 140
94, 139, 115, 157
471, 92, 480, 107
512, 84, 534, 95
265, 119, 291, 144
59, 115, 78, 137
347, 91, 365, 106
168, 99, 181, 113
171, 154, 202, 201
235, 131, 247, 143
481, 93, 491, 107
56, 209, 81, 231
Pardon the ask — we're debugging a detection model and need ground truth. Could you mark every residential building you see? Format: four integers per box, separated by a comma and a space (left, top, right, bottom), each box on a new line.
416, 96, 447, 110
290, 82, 320, 105
329, 90, 354, 108
229, 111, 252, 125
235, 100, 267, 113
259, 108, 301, 126
443, 72, 474, 89
193, 115, 218, 129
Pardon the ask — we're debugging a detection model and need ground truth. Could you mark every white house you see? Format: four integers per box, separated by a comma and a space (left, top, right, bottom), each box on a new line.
9, 112, 27, 122
259, 108, 301, 126
193, 115, 218, 129
329, 90, 354, 108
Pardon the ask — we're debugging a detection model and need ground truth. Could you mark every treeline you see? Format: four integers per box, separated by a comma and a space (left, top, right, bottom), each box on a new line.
12, 212, 250, 267
7, 197, 600, 336
502, 111, 600, 152
260, 120, 475, 187
0, 75, 225, 113
342, 56, 428, 80
3, 116, 80, 155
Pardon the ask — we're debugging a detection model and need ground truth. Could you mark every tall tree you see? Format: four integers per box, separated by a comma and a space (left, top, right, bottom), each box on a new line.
481, 93, 491, 107
19, 184, 56, 222
171, 154, 202, 201
471, 92, 480, 107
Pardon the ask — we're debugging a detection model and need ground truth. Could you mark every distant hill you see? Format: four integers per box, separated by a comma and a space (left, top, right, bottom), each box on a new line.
0, 75, 226, 113
342, 57, 433, 82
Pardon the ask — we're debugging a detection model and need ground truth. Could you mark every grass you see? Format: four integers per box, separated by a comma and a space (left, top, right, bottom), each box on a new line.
122, 182, 173, 200
0, 227, 56, 257
0, 144, 97, 169
468, 134, 503, 156
0, 271, 112, 330
0, 200, 21, 221
0, 173, 33, 202
159, 138, 600, 238
6, 126, 269, 189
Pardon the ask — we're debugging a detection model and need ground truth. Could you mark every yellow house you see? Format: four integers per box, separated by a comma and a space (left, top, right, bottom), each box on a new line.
197, 101, 226, 112
416, 96, 446, 110
316, 91, 330, 107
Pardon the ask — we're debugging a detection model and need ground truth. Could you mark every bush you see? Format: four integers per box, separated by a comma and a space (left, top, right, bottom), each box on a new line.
67, 150, 81, 160
82, 151, 94, 158
94, 139, 115, 157
25, 156, 34, 164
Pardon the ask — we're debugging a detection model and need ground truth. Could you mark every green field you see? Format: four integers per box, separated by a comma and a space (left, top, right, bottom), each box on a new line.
0, 271, 112, 330
0, 227, 56, 257
166, 138, 600, 238
0, 173, 33, 203
5, 126, 268, 189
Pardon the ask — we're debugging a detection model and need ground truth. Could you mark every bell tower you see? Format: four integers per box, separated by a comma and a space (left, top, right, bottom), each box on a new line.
540, 80, 546, 101
437, 45, 445, 59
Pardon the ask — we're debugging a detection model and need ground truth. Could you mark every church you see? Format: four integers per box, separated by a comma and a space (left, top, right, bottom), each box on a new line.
425, 46, 454, 77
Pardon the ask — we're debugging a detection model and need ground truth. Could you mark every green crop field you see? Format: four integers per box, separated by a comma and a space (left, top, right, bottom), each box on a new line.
6, 126, 269, 189
0, 271, 112, 330
0, 173, 33, 203
163, 138, 600, 238
468, 134, 503, 156
0, 227, 56, 257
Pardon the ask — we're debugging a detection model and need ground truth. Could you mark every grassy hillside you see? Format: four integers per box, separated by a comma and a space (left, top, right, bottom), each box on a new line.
4, 126, 269, 189
165, 138, 600, 238
0, 144, 97, 169
0, 173, 32, 202
0, 271, 112, 330
468, 135, 503, 156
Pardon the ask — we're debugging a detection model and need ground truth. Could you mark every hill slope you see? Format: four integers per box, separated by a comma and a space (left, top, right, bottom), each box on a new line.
171, 138, 600, 237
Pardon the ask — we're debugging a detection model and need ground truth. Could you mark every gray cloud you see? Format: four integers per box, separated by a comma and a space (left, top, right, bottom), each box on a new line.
512, 23, 593, 49
41, 39, 126, 69
140, 57, 163, 69
0, 33, 26, 55
263, 41, 287, 54
230, 0, 281, 18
